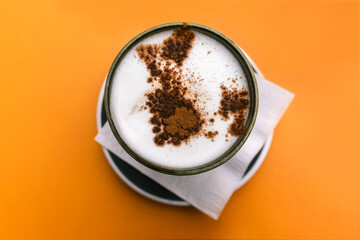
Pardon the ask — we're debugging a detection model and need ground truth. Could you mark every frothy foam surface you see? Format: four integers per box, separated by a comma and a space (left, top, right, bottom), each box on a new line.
110, 29, 249, 169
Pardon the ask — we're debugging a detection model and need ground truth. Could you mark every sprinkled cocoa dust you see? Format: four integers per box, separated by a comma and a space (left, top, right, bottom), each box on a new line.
136, 25, 203, 146
218, 86, 249, 136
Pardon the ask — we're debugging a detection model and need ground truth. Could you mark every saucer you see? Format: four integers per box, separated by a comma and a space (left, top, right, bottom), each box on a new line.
96, 52, 273, 206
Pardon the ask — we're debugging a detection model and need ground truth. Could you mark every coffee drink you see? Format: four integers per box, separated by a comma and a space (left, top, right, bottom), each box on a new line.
106, 23, 256, 172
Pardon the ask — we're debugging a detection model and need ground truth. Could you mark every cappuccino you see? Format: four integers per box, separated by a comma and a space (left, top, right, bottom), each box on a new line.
109, 25, 250, 169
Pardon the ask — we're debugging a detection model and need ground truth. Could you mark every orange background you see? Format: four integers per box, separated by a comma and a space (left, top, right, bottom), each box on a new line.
1, 0, 359, 239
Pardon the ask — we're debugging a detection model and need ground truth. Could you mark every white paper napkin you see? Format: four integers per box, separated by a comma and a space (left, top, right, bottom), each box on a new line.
95, 75, 294, 220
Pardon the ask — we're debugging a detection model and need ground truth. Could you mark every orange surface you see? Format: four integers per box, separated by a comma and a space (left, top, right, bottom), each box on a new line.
1, 0, 359, 239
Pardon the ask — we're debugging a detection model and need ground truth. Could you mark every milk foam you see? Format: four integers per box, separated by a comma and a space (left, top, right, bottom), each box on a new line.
110, 29, 249, 168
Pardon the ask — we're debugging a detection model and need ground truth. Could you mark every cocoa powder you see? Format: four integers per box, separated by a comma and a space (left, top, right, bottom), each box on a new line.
136, 25, 203, 146
218, 86, 249, 136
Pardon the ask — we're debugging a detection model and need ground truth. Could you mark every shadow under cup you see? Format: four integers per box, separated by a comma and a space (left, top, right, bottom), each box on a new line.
104, 22, 258, 175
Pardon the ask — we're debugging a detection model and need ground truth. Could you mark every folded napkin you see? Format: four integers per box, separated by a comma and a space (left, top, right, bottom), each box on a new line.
95, 73, 294, 220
